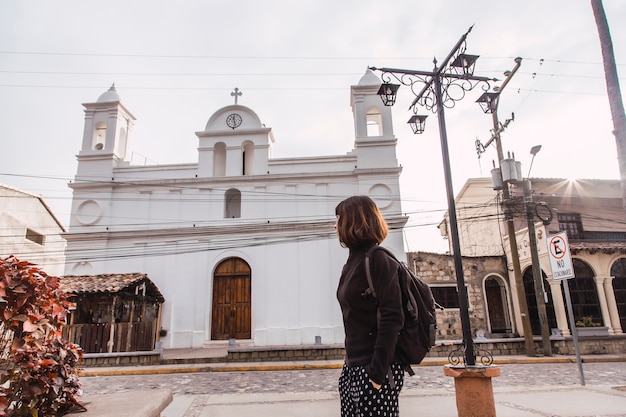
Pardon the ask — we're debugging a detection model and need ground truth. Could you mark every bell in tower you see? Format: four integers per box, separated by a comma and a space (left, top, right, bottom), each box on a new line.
79, 84, 135, 160
351, 69, 398, 170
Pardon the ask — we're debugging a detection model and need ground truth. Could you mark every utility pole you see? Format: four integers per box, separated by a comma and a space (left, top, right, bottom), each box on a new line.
477, 57, 536, 356
524, 178, 553, 356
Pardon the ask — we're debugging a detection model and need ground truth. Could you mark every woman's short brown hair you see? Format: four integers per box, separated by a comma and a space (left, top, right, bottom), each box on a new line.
335, 195, 388, 249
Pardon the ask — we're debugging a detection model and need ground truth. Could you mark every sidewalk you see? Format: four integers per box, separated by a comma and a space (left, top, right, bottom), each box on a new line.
79, 350, 626, 417
158, 351, 626, 417
163, 385, 626, 417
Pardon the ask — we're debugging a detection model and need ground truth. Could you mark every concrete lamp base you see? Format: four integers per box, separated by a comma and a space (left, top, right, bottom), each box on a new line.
443, 365, 501, 417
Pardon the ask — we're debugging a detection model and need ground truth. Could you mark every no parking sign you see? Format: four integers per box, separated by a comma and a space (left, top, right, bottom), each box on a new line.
547, 231, 585, 385
547, 231, 575, 280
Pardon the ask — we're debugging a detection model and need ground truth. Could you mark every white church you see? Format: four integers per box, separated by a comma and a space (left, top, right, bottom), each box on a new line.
63, 70, 408, 350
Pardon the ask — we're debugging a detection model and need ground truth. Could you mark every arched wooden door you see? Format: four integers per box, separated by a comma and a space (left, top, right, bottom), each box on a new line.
211, 258, 251, 340
485, 277, 512, 334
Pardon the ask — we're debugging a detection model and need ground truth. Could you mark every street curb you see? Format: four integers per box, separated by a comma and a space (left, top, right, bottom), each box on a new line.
78, 355, 626, 377
79, 362, 344, 377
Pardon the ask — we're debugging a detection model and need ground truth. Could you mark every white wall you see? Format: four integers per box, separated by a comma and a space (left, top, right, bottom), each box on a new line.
0, 185, 67, 277
64, 73, 407, 349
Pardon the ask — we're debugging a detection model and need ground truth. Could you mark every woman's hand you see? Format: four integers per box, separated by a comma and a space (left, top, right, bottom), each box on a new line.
370, 379, 382, 390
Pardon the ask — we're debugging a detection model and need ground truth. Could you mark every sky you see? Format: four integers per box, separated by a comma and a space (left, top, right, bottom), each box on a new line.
1, 0, 625, 254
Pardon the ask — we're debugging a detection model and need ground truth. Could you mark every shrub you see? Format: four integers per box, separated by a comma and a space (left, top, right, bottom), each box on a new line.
0, 256, 85, 416
575, 316, 601, 327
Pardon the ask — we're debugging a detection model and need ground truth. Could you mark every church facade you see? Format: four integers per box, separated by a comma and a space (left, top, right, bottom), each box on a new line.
63, 71, 408, 349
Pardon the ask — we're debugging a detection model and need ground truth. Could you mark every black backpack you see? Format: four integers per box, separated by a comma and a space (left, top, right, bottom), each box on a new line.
365, 246, 437, 376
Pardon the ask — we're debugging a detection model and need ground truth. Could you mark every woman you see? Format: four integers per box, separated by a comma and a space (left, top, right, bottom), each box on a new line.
335, 195, 404, 417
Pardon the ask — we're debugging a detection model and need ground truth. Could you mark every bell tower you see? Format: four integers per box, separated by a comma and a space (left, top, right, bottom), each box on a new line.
351, 69, 398, 169
78, 85, 134, 158
76, 84, 135, 178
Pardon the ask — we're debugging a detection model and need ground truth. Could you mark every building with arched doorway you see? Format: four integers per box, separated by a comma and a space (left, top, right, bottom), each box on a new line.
439, 177, 625, 341
63, 71, 408, 350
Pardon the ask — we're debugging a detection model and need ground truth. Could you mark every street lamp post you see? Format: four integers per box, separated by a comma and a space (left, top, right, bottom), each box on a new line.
370, 26, 498, 367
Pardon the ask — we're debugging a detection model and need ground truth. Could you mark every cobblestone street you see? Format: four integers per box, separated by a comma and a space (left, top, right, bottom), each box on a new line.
80, 361, 626, 396
76, 361, 626, 417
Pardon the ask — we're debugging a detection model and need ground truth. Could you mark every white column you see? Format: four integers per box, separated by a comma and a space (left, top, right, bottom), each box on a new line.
594, 276, 613, 334
507, 269, 524, 336
549, 278, 570, 336
603, 276, 623, 334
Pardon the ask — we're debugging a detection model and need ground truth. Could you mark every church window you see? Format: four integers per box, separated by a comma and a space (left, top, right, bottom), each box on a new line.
117, 126, 127, 158
214, 142, 226, 177
225, 188, 241, 218
242, 141, 254, 175
94, 122, 106, 150
366, 108, 382, 137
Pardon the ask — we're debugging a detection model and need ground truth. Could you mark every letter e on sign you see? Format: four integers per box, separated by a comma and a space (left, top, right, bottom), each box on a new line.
547, 232, 575, 280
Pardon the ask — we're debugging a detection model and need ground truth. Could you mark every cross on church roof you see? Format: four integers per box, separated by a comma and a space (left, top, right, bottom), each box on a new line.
231, 88, 242, 104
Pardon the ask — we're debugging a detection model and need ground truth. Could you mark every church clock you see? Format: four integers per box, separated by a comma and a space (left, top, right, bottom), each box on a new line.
226, 113, 242, 129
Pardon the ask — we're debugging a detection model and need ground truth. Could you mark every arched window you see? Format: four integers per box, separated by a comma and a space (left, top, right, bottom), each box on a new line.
224, 188, 241, 218
214, 142, 226, 177
366, 107, 382, 137
70, 261, 94, 276
523, 266, 557, 334
242, 141, 254, 175
93, 122, 106, 150
117, 127, 127, 158
610, 258, 626, 331
565, 258, 601, 325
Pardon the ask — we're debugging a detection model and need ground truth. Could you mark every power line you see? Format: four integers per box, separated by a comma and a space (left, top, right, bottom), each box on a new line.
2, 51, 624, 66
0, 84, 348, 91
0, 51, 437, 60
0, 70, 361, 77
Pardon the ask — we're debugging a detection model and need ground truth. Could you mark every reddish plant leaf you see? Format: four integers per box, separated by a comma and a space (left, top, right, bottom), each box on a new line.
22, 319, 38, 333
1, 256, 83, 416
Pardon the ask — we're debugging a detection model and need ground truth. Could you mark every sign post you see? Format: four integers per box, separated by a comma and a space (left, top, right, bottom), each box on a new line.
546, 231, 585, 385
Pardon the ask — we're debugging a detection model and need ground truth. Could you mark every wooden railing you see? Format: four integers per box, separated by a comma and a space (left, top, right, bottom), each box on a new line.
63, 321, 157, 353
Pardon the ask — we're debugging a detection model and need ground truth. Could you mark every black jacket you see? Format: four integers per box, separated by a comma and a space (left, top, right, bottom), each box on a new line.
337, 244, 404, 384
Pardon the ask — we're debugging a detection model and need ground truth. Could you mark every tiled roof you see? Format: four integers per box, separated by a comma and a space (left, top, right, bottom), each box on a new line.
60, 273, 164, 302
570, 241, 626, 254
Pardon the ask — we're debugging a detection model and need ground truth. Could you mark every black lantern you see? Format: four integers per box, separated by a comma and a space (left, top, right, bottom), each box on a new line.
476, 92, 500, 114
451, 53, 479, 76
407, 114, 428, 134
376, 83, 400, 106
